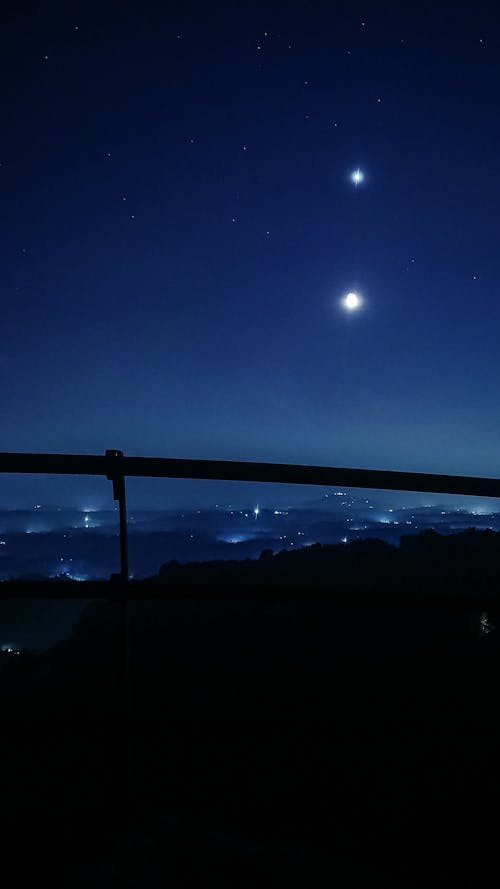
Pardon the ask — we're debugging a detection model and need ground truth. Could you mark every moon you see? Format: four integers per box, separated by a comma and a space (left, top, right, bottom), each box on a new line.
342, 291, 362, 311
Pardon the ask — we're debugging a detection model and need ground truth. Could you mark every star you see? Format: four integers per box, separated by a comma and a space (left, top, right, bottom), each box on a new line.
350, 168, 364, 186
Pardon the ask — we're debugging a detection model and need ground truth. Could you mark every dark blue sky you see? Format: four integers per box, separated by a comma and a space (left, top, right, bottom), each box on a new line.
3, 2, 500, 506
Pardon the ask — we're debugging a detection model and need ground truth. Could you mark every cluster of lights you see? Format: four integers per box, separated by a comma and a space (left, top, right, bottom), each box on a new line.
480, 613, 494, 637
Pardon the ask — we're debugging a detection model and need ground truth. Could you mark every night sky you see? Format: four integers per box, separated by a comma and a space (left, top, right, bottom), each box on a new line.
3, 2, 500, 507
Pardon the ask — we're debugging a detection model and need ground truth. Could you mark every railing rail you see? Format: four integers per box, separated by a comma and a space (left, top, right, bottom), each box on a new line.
2, 450, 500, 496
2, 449, 500, 581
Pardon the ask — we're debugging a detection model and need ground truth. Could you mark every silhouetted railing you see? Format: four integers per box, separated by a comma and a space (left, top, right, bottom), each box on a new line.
2, 448, 500, 584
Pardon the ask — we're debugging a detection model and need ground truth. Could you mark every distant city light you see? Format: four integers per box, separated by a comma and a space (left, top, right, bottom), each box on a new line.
254, 505, 260, 519
480, 612, 494, 637
221, 534, 250, 545
1, 644, 20, 654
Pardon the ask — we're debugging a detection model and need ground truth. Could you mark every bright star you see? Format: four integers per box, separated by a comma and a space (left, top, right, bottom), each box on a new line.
350, 168, 364, 186
342, 291, 362, 311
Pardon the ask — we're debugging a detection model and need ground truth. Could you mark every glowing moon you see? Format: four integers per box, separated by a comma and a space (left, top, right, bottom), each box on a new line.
342, 291, 362, 311
350, 168, 364, 186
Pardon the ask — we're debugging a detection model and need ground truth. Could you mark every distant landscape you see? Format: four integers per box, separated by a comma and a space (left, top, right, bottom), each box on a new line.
2, 520, 500, 650
1, 489, 500, 581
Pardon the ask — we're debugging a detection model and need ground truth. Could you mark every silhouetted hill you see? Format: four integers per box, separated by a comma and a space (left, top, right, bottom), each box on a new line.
151, 527, 500, 599
2, 528, 500, 886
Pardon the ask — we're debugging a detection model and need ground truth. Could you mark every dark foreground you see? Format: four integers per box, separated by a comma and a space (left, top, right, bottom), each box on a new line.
1, 592, 499, 887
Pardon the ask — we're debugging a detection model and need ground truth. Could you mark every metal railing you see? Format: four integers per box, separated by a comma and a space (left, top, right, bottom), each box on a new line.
2, 449, 500, 582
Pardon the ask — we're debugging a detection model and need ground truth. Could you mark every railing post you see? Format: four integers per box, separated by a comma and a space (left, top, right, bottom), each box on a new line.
106, 449, 129, 582
105, 450, 131, 834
